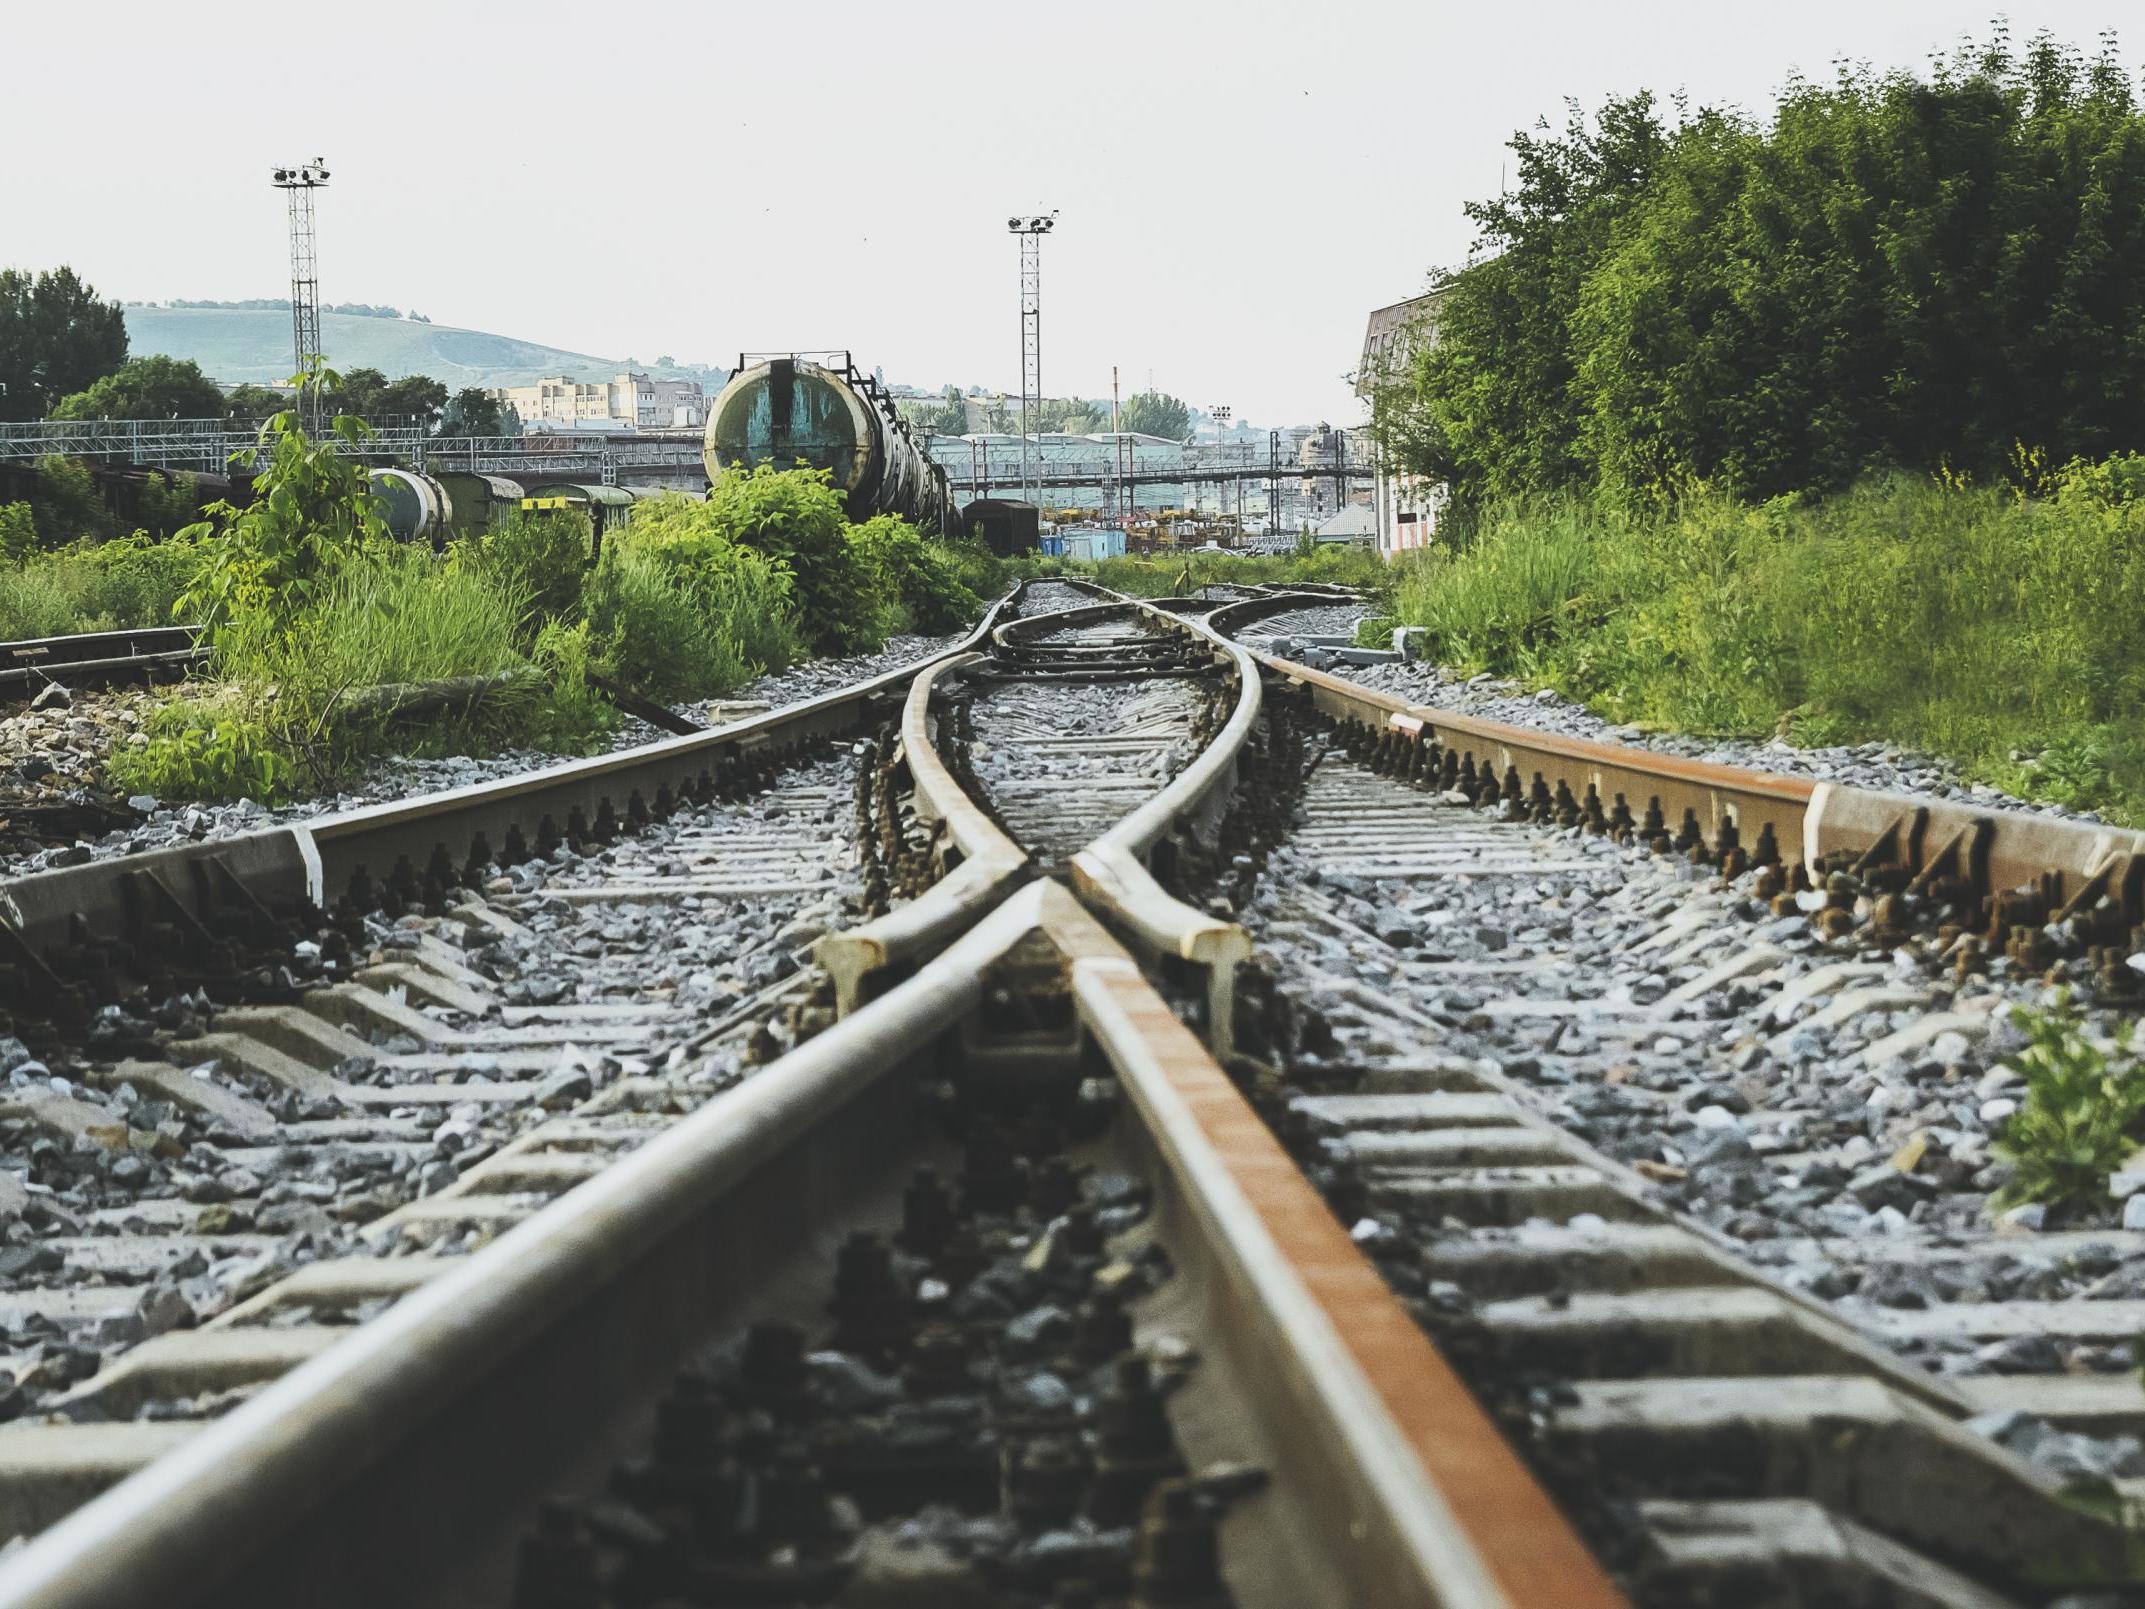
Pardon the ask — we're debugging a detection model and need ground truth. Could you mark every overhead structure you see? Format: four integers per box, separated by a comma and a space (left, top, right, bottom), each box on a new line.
1006, 212, 1056, 506
270, 158, 330, 431
703, 352, 958, 534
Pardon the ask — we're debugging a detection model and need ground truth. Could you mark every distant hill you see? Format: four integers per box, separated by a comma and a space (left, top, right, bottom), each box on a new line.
121, 306, 716, 391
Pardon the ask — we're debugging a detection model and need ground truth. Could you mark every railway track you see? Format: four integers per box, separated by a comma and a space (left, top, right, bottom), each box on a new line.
0, 577, 2137, 1604
0, 628, 206, 703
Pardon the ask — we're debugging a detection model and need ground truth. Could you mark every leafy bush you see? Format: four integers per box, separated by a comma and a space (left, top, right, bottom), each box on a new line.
583, 507, 802, 703
469, 508, 589, 635
31, 456, 110, 547
700, 466, 880, 654
850, 514, 982, 634
1992, 998, 2144, 1215
176, 401, 389, 631
106, 694, 296, 803
0, 502, 37, 563
526, 619, 614, 751
133, 471, 199, 538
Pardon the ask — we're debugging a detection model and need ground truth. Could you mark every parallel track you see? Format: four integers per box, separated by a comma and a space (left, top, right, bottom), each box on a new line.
0, 627, 205, 702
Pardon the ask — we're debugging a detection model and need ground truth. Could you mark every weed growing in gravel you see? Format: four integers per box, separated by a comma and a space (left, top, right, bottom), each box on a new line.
118, 544, 560, 799
850, 514, 983, 633
1991, 998, 2144, 1216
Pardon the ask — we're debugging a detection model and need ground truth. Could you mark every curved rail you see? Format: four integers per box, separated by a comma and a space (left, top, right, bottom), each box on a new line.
1070, 630, 1261, 1053
814, 649, 1030, 1012
0, 575, 1637, 1609
1193, 589, 2145, 930
0, 586, 1036, 1028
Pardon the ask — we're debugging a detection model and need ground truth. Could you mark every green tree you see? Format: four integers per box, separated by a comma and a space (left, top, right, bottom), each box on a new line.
438, 387, 518, 437
326, 367, 447, 431
224, 383, 293, 421
379, 375, 448, 431
1039, 397, 1105, 433
1118, 391, 1192, 440
0, 267, 128, 421
1378, 30, 2145, 513
934, 386, 973, 434
332, 367, 391, 422
51, 355, 226, 421
29, 455, 111, 546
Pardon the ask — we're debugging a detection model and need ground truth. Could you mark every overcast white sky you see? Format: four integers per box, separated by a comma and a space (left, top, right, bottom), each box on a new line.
3, 0, 2131, 424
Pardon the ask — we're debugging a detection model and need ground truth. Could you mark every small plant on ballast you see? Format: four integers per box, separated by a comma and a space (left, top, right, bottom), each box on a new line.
1991, 995, 2144, 1216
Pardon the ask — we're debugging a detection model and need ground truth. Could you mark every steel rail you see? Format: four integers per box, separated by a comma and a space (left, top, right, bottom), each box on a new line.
0, 587, 1034, 1022
0, 575, 1631, 1609
0, 889, 1624, 1609
1045, 883, 1624, 1608
1191, 590, 2145, 924
1069, 627, 1261, 1054
0, 626, 207, 697
814, 649, 1031, 1013
0, 887, 1054, 1609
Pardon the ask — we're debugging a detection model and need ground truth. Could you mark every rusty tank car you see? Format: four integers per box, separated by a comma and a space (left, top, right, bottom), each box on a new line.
703, 352, 960, 535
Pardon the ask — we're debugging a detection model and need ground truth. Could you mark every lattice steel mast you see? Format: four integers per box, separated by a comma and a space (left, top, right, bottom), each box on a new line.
272, 158, 330, 430
1006, 212, 1055, 506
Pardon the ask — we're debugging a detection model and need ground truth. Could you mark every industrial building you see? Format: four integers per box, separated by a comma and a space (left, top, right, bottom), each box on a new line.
489, 371, 707, 431
1357, 290, 1447, 555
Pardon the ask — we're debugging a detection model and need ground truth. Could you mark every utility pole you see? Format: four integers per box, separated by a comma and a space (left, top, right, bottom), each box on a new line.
271, 158, 330, 432
1006, 212, 1056, 507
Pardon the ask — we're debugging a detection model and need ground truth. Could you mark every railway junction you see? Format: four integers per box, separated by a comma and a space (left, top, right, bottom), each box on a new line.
0, 577, 2130, 1606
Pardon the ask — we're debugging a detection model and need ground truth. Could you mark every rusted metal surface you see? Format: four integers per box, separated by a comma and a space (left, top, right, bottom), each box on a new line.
815, 650, 1030, 1013
1046, 885, 1626, 1609
1197, 592, 2145, 934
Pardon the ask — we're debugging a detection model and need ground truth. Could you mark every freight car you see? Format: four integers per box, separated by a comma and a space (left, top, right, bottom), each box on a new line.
438, 472, 526, 537
366, 469, 453, 548
962, 497, 1041, 557
703, 353, 960, 535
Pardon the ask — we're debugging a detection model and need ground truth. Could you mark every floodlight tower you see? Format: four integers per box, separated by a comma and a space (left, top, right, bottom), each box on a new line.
272, 158, 330, 430
1210, 404, 1232, 518
1006, 212, 1056, 506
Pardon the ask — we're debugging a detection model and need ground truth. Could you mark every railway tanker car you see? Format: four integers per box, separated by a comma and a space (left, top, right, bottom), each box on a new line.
703, 354, 960, 535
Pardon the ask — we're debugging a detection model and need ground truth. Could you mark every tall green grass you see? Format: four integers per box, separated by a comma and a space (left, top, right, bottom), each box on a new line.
0, 535, 204, 640
1384, 463, 2145, 820
584, 500, 804, 702
110, 543, 591, 801
1076, 544, 1391, 598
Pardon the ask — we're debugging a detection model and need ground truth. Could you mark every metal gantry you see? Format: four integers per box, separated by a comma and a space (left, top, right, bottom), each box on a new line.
1006, 212, 1056, 506
271, 158, 331, 431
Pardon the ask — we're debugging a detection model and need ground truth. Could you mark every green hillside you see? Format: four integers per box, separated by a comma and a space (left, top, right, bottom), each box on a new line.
121, 306, 632, 389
